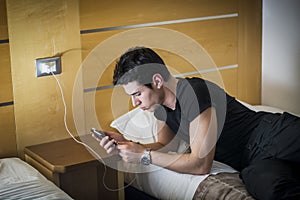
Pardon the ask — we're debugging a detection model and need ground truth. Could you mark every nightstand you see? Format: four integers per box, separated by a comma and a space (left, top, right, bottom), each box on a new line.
24, 136, 124, 200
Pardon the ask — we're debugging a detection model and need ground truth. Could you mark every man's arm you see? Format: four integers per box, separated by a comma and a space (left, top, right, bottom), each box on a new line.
116, 120, 181, 163
118, 107, 217, 175
149, 107, 216, 174
143, 120, 181, 152
97, 119, 178, 155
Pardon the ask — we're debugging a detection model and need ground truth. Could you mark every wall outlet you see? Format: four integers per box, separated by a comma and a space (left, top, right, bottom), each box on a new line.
36, 56, 61, 77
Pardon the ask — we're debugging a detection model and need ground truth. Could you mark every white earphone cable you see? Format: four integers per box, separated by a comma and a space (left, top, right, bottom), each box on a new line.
50, 71, 136, 192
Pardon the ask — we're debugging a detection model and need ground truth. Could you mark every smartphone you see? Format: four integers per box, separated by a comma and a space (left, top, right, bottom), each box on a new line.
90, 128, 117, 147
90, 128, 107, 139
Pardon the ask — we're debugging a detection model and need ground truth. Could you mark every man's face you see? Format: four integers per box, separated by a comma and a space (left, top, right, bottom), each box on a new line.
123, 81, 162, 112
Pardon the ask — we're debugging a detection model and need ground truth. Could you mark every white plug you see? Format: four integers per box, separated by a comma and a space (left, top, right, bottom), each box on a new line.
46, 66, 51, 73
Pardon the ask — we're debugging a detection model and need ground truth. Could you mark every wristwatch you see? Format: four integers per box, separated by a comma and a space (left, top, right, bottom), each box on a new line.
141, 148, 152, 165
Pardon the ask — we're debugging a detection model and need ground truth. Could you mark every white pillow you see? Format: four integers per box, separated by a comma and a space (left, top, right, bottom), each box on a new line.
111, 107, 190, 154
110, 108, 158, 144
238, 99, 285, 114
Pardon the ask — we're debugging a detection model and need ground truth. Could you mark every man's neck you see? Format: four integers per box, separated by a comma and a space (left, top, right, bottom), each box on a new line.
162, 77, 178, 110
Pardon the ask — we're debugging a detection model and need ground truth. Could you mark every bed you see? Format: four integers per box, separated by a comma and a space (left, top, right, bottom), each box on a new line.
110, 101, 290, 200
0, 157, 73, 200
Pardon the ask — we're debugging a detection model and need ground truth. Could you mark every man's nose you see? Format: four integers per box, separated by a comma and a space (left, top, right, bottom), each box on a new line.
131, 96, 140, 107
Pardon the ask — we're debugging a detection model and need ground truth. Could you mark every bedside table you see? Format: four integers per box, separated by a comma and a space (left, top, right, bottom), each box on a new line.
24, 136, 124, 200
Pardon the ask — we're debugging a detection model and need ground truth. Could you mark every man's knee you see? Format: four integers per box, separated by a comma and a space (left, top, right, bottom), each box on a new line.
241, 159, 300, 200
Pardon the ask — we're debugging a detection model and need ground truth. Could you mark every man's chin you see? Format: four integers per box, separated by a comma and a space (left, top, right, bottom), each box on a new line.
148, 105, 160, 112
141, 107, 154, 112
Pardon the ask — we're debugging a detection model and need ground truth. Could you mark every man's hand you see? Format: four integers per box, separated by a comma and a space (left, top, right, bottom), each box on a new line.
93, 130, 127, 155
117, 141, 146, 163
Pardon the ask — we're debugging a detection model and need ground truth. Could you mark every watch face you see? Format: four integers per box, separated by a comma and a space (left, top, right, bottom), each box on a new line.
141, 155, 150, 165
141, 149, 151, 165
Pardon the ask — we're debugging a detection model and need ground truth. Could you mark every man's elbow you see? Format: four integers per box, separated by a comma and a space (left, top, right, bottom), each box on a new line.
190, 163, 211, 175
191, 167, 211, 175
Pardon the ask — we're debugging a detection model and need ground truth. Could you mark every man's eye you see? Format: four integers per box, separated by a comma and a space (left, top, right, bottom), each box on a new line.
135, 93, 141, 96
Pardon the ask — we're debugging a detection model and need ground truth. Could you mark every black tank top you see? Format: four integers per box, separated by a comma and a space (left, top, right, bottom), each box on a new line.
154, 77, 265, 170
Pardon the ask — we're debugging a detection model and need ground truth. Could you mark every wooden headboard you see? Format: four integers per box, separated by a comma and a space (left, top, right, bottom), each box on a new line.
79, 0, 262, 130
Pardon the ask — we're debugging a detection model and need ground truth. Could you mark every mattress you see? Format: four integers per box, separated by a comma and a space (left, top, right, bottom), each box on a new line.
0, 157, 73, 200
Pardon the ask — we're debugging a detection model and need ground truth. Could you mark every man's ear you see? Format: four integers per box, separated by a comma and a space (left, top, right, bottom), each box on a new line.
152, 73, 163, 89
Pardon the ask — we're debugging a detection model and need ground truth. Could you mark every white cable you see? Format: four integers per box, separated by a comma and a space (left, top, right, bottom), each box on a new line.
50, 71, 136, 192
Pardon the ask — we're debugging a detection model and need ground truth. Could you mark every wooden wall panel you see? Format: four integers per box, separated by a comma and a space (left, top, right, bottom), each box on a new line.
0, 43, 13, 102
0, 0, 8, 39
0, 0, 16, 158
79, 0, 245, 127
80, 0, 237, 30
0, 106, 17, 157
219, 68, 238, 96
6, 0, 82, 157
0, 0, 261, 158
96, 88, 127, 131
237, 0, 262, 104
0, 44, 15, 157
81, 18, 237, 88
161, 18, 237, 67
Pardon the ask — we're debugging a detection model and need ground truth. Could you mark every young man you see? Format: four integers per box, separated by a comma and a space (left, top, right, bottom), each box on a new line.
96, 47, 300, 199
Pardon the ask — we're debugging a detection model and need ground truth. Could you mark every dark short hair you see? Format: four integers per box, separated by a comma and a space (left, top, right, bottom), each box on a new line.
113, 47, 171, 87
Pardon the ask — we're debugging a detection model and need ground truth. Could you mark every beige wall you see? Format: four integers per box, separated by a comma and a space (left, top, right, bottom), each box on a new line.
262, 0, 300, 114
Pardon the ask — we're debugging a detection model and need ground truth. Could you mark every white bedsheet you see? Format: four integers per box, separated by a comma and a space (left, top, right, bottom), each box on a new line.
125, 160, 237, 200
0, 157, 72, 200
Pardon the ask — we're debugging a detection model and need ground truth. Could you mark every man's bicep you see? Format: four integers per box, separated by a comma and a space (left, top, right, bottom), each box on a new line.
189, 107, 218, 159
